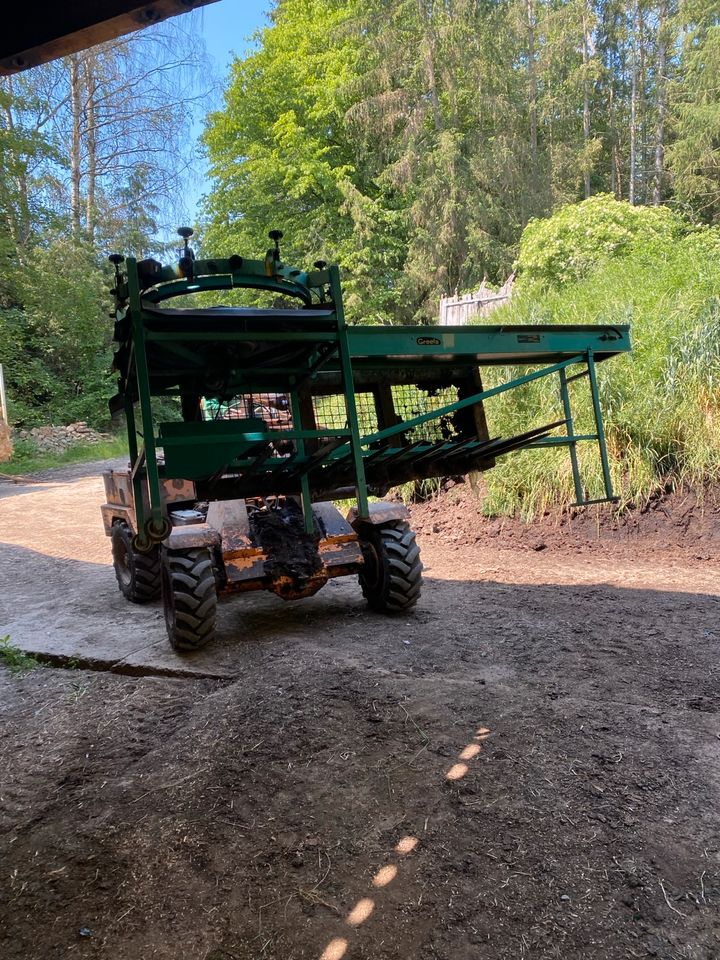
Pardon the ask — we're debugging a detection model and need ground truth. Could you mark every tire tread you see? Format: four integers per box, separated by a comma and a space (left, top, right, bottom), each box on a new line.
162, 547, 217, 651
359, 521, 423, 613
111, 523, 161, 603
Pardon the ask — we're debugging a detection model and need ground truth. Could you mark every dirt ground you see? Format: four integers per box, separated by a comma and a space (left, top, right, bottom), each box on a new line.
1, 464, 719, 960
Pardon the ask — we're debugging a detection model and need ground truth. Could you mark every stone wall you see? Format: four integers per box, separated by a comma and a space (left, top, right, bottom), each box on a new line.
13, 421, 110, 455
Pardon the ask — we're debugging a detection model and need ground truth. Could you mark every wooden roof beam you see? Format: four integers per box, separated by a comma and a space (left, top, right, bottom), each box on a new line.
0, 0, 220, 75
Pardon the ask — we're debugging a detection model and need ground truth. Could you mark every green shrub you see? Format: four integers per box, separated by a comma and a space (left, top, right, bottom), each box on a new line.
0, 635, 41, 674
0, 236, 114, 428
516, 195, 689, 288
480, 222, 720, 517
7, 438, 41, 464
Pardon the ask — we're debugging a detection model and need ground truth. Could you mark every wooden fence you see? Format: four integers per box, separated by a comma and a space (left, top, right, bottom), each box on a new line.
439, 274, 514, 325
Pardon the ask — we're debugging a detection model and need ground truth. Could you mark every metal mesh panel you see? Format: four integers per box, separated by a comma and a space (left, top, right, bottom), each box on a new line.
201, 387, 460, 443
391, 385, 460, 442
203, 393, 291, 429
313, 393, 378, 436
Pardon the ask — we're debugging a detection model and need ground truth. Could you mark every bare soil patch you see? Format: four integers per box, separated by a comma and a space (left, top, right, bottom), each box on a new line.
0, 463, 718, 959
411, 480, 720, 562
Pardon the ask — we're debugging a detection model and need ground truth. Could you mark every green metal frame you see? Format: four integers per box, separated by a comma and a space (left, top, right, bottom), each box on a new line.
108, 247, 630, 549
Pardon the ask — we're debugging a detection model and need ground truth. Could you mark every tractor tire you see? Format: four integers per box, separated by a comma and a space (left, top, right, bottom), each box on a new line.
111, 522, 161, 603
359, 521, 423, 613
161, 547, 217, 651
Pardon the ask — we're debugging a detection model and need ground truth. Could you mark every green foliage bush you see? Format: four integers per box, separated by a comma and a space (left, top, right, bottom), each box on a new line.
516, 195, 689, 288
0, 237, 114, 427
0, 635, 41, 674
6, 438, 41, 464
481, 216, 720, 516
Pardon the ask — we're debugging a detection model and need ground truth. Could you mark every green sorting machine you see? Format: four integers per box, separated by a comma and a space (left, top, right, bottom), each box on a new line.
101, 229, 630, 651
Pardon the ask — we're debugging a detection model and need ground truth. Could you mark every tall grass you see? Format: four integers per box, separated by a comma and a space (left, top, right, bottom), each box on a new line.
2, 435, 129, 475
478, 229, 720, 517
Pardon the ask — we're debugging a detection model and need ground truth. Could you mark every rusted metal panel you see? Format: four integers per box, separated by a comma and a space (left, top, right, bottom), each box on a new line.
346, 501, 410, 528
319, 535, 363, 568
266, 570, 329, 601
103, 470, 132, 508
103, 469, 195, 509
165, 524, 221, 551
206, 498, 252, 551
162, 477, 197, 503
223, 547, 264, 564
221, 535, 362, 597
223, 550, 267, 589
100, 503, 134, 536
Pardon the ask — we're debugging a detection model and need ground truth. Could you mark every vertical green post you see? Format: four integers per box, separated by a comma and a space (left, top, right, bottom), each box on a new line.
124, 393, 146, 534
290, 390, 314, 534
127, 257, 164, 537
587, 350, 615, 501
329, 265, 369, 519
559, 367, 584, 505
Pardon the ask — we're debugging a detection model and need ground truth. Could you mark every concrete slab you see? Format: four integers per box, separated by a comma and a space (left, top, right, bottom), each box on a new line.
0, 458, 367, 679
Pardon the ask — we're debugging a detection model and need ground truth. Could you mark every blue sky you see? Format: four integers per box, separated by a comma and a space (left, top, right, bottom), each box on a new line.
186, 0, 271, 221
196, 0, 270, 74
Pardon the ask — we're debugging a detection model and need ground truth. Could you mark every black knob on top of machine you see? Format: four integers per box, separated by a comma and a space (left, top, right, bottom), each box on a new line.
177, 227, 195, 278
313, 260, 327, 270
108, 254, 125, 287
268, 229, 283, 263
264, 230, 284, 271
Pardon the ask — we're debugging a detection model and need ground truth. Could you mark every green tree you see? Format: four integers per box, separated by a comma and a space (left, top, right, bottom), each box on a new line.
2, 237, 112, 425
203, 0, 411, 323
0, 17, 210, 427
667, 2, 720, 222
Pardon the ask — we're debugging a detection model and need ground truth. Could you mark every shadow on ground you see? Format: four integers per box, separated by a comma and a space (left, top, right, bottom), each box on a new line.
1, 565, 718, 960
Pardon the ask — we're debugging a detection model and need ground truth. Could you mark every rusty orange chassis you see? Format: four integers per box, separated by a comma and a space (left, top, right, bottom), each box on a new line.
101, 467, 407, 601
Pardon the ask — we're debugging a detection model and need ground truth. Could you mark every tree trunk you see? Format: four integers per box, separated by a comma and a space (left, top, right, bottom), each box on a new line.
416, 0, 443, 133
582, 0, 592, 198
526, 0, 539, 197
84, 55, 97, 238
629, 0, 639, 204
652, 0, 668, 205
638, 2, 647, 203
69, 54, 83, 235
0, 77, 32, 250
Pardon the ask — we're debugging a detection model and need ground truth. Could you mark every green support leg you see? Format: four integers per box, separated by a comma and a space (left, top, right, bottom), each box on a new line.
559, 367, 584, 505
124, 394, 147, 536
330, 265, 370, 520
290, 391, 314, 534
587, 350, 616, 502
126, 258, 167, 543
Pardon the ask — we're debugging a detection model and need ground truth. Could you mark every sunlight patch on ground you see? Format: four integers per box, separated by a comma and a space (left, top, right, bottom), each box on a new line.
0, 477, 111, 564
320, 937, 348, 960
446, 762, 469, 781
372, 864, 397, 888
395, 835, 419, 855
346, 898, 374, 927
315, 729, 491, 957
